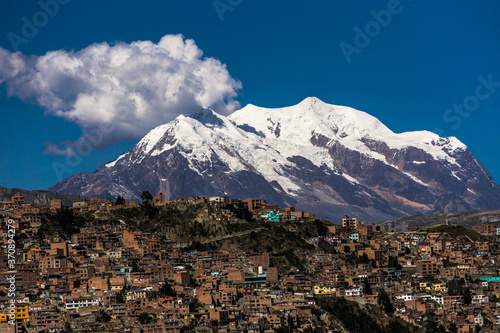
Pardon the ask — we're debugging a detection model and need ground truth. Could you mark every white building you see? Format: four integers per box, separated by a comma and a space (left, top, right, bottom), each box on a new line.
395, 293, 417, 302
430, 295, 444, 304
65, 297, 99, 311
345, 286, 363, 297
209, 197, 227, 203
472, 294, 489, 305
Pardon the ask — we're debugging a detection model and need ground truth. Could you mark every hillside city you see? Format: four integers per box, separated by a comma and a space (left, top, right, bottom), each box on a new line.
1, 193, 500, 333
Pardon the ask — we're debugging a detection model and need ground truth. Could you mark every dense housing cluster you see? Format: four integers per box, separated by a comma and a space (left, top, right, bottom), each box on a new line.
1, 195, 500, 332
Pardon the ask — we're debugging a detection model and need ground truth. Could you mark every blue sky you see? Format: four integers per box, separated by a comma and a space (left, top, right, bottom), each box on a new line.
0, 0, 499, 190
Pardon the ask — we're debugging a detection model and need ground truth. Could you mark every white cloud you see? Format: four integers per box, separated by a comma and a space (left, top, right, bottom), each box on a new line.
42, 141, 76, 157
0, 34, 242, 155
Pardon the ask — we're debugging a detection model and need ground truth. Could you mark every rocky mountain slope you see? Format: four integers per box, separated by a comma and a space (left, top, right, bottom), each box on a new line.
0, 186, 81, 206
380, 209, 500, 232
50, 97, 500, 222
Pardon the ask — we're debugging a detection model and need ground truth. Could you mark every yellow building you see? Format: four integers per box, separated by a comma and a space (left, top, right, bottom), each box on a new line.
432, 283, 447, 292
313, 285, 337, 295
0, 303, 30, 330
110, 284, 123, 291
126, 290, 147, 301
0, 201, 15, 209
419, 282, 431, 291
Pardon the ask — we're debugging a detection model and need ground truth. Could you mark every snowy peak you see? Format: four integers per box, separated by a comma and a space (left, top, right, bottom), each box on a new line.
51, 97, 500, 222
132, 97, 466, 166
188, 107, 226, 127
135, 122, 176, 156
230, 97, 466, 163
231, 96, 392, 140
110, 97, 470, 174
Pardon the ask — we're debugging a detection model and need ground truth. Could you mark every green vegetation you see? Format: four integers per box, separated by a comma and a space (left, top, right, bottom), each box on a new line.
116, 290, 126, 304
387, 255, 402, 270
33, 198, 333, 273
381, 209, 500, 233
112, 202, 204, 237
115, 195, 126, 205
63, 321, 74, 333
221, 202, 254, 221
446, 278, 472, 304
140, 190, 159, 219
159, 279, 176, 297
138, 313, 154, 324
131, 260, 145, 272
37, 207, 88, 242
110, 201, 329, 272
378, 288, 394, 313
363, 278, 373, 295
95, 309, 111, 322
317, 297, 418, 333
424, 225, 487, 242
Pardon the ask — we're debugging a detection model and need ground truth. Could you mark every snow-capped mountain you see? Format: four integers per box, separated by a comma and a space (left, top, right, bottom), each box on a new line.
49, 97, 500, 222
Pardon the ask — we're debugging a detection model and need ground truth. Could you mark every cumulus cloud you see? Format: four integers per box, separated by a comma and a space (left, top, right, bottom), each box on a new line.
0, 34, 242, 155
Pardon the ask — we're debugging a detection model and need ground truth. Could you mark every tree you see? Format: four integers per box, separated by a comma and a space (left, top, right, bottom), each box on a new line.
360, 252, 370, 264
131, 261, 144, 272
141, 190, 153, 203
378, 288, 394, 313
387, 318, 407, 333
159, 279, 176, 297
116, 290, 126, 303
447, 278, 472, 304
388, 255, 402, 270
318, 297, 382, 333
448, 323, 458, 333
115, 196, 126, 205
287, 314, 295, 330
63, 321, 74, 333
276, 328, 291, 333
95, 309, 111, 322
140, 190, 158, 219
363, 278, 372, 295
138, 312, 153, 324
223, 202, 253, 221
28, 291, 41, 303
46, 206, 85, 238
423, 315, 446, 333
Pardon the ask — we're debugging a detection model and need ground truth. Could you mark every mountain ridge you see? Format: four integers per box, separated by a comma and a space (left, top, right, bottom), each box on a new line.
49, 97, 500, 222
0, 186, 82, 206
